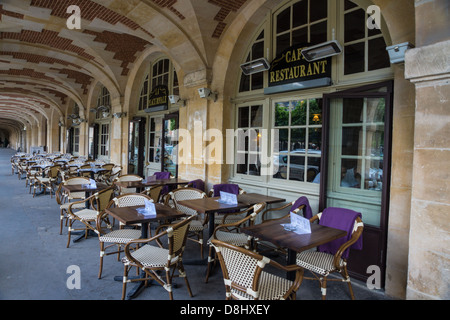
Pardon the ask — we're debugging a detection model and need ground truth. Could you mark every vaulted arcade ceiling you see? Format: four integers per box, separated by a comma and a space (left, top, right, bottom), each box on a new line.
0, 0, 251, 134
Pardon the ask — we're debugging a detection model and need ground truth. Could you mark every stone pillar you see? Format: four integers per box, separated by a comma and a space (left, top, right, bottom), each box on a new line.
404, 0, 450, 300
110, 97, 126, 167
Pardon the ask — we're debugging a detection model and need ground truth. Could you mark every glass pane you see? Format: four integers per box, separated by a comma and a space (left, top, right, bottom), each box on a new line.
292, 0, 308, 27
341, 159, 361, 188
309, 98, 323, 125
249, 129, 260, 152
344, 42, 365, 74
344, 9, 365, 43
366, 125, 384, 157
276, 33, 291, 57
249, 153, 261, 176
342, 98, 363, 123
251, 73, 264, 90
252, 41, 264, 59
368, 37, 390, 71
277, 7, 291, 34
238, 107, 249, 128
278, 128, 289, 152
309, 128, 322, 152
310, 21, 327, 45
291, 100, 307, 126
342, 126, 363, 156
364, 159, 383, 190
236, 153, 248, 174
274, 153, 287, 180
345, 0, 358, 10
251, 105, 263, 127
292, 27, 308, 45
289, 156, 305, 181
274, 102, 290, 126
307, 157, 321, 182
366, 98, 385, 123
239, 74, 250, 92
291, 128, 306, 151
310, 0, 327, 22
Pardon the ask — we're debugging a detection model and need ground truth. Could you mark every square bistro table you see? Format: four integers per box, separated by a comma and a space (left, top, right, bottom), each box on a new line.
105, 203, 186, 299
242, 217, 347, 280
178, 193, 286, 240
114, 178, 190, 193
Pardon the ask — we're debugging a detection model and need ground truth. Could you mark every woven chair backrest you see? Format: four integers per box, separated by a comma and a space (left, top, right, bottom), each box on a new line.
114, 194, 151, 207
214, 242, 265, 299
93, 188, 115, 212
168, 217, 193, 257
64, 177, 90, 199
171, 188, 206, 216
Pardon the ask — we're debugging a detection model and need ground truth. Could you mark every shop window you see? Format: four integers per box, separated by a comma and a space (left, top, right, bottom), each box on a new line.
148, 117, 162, 163
99, 123, 110, 157
343, 1, 390, 75
73, 127, 80, 154
272, 98, 322, 183
96, 86, 111, 119
275, 0, 328, 57
236, 104, 264, 176
239, 30, 265, 93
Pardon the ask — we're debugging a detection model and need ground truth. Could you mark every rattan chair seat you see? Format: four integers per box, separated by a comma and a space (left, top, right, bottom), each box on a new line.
72, 208, 99, 221
296, 251, 345, 276
122, 244, 179, 268
231, 271, 296, 300
209, 230, 250, 247
99, 229, 142, 244
60, 202, 86, 210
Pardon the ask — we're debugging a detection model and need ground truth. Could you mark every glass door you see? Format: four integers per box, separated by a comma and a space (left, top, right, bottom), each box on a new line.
128, 117, 146, 176
321, 82, 393, 287
161, 112, 178, 177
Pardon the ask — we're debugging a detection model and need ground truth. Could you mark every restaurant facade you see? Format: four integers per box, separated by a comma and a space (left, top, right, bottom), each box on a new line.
0, 0, 449, 299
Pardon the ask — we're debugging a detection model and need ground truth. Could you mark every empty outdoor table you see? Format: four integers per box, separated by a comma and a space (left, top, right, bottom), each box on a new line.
242, 217, 347, 280
114, 177, 190, 193
178, 193, 286, 240
105, 203, 186, 299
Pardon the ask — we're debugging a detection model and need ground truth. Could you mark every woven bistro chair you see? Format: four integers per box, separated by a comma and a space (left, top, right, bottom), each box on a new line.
102, 165, 122, 185
141, 184, 163, 203
164, 187, 208, 258
205, 203, 266, 283
295, 208, 364, 300
121, 215, 195, 300
57, 177, 91, 234
211, 239, 303, 300
95, 163, 115, 182
96, 194, 153, 278
113, 174, 143, 195
66, 187, 115, 248
33, 164, 61, 198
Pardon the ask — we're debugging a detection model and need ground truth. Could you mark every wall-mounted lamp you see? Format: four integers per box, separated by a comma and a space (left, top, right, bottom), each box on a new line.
240, 58, 271, 75
198, 88, 217, 102
112, 112, 127, 118
58, 121, 65, 127
72, 118, 86, 126
169, 95, 186, 107
386, 42, 414, 64
301, 40, 342, 62
67, 113, 79, 120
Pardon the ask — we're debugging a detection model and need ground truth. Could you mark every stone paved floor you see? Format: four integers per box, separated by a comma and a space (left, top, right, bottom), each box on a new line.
0, 148, 390, 304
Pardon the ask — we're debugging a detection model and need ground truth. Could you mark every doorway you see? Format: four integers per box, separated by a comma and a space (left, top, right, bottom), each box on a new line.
321, 81, 393, 287
128, 117, 146, 176
161, 112, 179, 177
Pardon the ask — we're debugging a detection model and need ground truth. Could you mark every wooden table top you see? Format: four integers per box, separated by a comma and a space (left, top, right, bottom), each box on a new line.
61, 182, 109, 193
177, 193, 286, 214
242, 218, 347, 254
114, 178, 190, 188
105, 203, 186, 225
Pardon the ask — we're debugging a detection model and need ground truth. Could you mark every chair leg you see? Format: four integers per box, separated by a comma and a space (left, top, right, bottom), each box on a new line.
67, 219, 73, 248
98, 242, 104, 279
320, 277, 327, 300
121, 266, 130, 300
179, 263, 193, 298
205, 246, 214, 283
342, 267, 356, 300
60, 210, 65, 235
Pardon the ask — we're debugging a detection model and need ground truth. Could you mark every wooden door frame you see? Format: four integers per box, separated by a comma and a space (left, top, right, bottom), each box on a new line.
320, 81, 393, 287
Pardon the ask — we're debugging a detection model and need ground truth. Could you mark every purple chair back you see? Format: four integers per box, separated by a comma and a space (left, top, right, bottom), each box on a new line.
317, 207, 363, 259
290, 196, 313, 219
213, 183, 239, 197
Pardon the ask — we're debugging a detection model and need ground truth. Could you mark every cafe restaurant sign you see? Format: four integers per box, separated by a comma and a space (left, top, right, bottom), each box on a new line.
264, 43, 331, 95
145, 85, 168, 113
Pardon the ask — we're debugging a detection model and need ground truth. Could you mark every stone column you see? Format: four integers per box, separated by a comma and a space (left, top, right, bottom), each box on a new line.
404, 0, 450, 300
